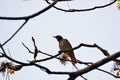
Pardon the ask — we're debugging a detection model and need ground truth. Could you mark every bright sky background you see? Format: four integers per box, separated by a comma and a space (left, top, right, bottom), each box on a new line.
0, 0, 120, 80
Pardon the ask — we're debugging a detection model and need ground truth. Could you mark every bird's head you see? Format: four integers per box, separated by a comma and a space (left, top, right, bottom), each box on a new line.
53, 35, 63, 42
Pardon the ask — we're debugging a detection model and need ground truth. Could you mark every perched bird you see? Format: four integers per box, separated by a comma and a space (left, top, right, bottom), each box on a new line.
54, 35, 77, 65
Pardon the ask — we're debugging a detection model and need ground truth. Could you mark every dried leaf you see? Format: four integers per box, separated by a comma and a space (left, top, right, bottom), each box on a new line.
9, 70, 15, 74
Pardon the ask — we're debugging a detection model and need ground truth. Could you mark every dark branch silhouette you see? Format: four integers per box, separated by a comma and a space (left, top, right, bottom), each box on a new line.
1, 20, 28, 46
0, 0, 58, 20
45, 0, 117, 12
0, 0, 58, 47
68, 51, 120, 80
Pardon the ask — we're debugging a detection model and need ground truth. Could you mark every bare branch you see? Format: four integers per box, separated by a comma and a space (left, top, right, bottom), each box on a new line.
46, 0, 117, 12
94, 44, 109, 56
0, 43, 7, 55
22, 42, 34, 54
0, 0, 58, 47
0, 45, 30, 66
1, 20, 28, 47
0, 46, 73, 76
34, 50, 61, 62
31, 37, 39, 60
0, 0, 58, 20
97, 68, 120, 78
0, 55, 4, 58
68, 51, 120, 80
77, 60, 93, 65
0, 46, 71, 75
70, 43, 120, 61
30, 62, 71, 75
22, 41, 61, 62
77, 59, 120, 78
60, 43, 109, 56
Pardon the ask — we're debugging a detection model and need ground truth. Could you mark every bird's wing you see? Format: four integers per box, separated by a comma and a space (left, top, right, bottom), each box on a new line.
59, 39, 72, 51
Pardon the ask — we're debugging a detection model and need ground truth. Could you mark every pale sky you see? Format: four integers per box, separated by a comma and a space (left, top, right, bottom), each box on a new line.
0, 0, 120, 80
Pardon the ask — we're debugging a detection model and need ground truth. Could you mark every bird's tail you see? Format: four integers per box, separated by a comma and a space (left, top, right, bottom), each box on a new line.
68, 51, 77, 65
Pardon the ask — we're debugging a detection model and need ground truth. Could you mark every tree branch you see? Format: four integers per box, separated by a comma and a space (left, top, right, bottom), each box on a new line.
0, 0, 58, 20
0, 0, 58, 47
60, 43, 109, 56
97, 68, 120, 78
30, 62, 71, 75
68, 51, 120, 80
1, 20, 28, 46
22, 41, 61, 62
0, 44, 30, 66
46, 0, 117, 12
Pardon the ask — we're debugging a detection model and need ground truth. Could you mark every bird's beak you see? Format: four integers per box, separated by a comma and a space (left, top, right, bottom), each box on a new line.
53, 36, 56, 38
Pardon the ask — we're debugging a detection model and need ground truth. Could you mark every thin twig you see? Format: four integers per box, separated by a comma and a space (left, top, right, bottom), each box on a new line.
34, 50, 61, 62
22, 42, 61, 61
0, 43, 7, 55
22, 42, 34, 54
97, 68, 120, 78
0, 45, 30, 66
77, 60, 93, 65
32, 37, 38, 60
1, 20, 28, 46
73, 65, 87, 80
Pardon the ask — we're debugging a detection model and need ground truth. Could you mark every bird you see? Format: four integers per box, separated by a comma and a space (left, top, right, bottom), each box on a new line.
54, 35, 77, 65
